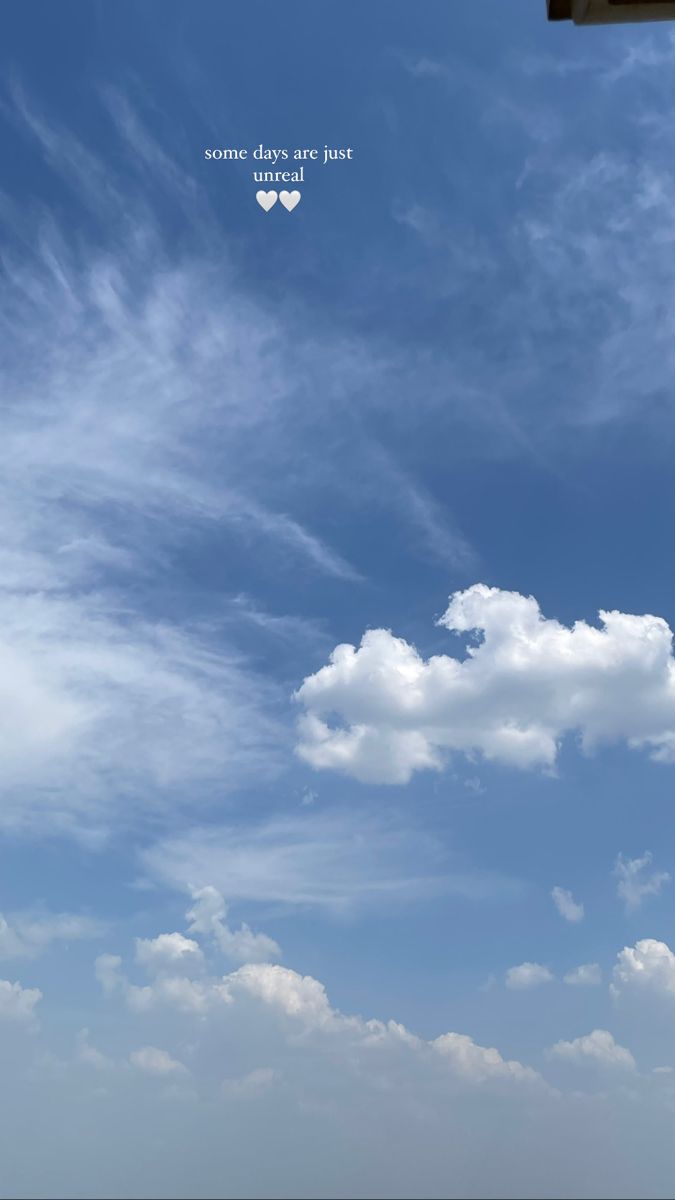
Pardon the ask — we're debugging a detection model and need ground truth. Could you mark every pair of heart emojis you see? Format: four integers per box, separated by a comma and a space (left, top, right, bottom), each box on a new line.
256, 189, 301, 212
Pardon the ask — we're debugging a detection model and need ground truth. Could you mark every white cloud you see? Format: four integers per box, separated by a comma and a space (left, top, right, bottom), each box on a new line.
551, 887, 584, 923
432, 1032, 540, 1084
94, 907, 543, 1095
0, 978, 42, 1024
95, 952, 217, 1015
614, 852, 670, 912
505, 963, 553, 990
134, 932, 204, 974
129, 1046, 188, 1076
8, 940, 675, 1200
186, 887, 280, 964
98, 943, 542, 1091
34, 907, 675, 1197
229, 963, 336, 1029
95, 891, 282, 1011
129, 975, 216, 1014
93, 900, 543, 1091
548, 1030, 636, 1071
296, 585, 675, 783
612, 938, 675, 999
564, 963, 602, 987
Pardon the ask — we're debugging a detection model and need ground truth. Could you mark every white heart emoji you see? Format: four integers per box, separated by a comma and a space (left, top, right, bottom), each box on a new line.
279, 190, 301, 212
256, 190, 278, 212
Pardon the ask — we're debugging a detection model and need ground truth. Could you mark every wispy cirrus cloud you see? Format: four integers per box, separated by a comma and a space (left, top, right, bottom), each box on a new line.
0, 80, 495, 839
614, 852, 670, 913
140, 807, 522, 914
0, 910, 105, 961
0, 87, 391, 838
395, 34, 675, 450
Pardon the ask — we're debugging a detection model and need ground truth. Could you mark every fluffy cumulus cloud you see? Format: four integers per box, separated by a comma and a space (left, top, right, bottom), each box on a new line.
0, 978, 42, 1024
104, 890, 280, 1009
10, 914, 675, 1198
295, 585, 675, 783
89, 900, 543, 1094
97, 946, 541, 1091
45, 914, 675, 1199
230, 963, 335, 1028
96, 943, 244, 1016
548, 1030, 636, 1071
95, 886, 280, 1012
95, 951, 218, 1015
134, 932, 204, 974
97, 943, 542, 1090
432, 1032, 539, 1085
551, 887, 584, 923
186, 887, 281, 963
564, 963, 602, 987
613, 852, 670, 912
505, 962, 554, 990
612, 938, 675, 999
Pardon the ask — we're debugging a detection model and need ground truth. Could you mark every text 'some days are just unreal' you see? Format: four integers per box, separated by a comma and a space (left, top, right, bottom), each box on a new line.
204, 143, 354, 182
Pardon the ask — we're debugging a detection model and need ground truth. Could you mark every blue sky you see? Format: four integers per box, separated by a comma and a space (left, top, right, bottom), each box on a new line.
3, 2, 675, 1197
